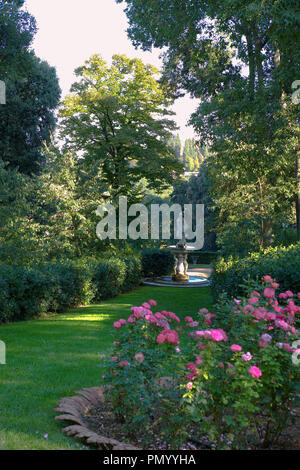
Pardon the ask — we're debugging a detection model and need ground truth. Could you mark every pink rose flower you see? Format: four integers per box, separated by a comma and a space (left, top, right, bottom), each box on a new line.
113, 321, 122, 329
248, 366, 262, 378
271, 282, 279, 288
186, 382, 193, 390
148, 299, 157, 306
230, 344, 242, 352
198, 308, 209, 315
127, 315, 136, 323
156, 333, 165, 344
279, 292, 288, 299
184, 316, 193, 323
210, 329, 228, 342
263, 275, 273, 283
166, 331, 179, 345
195, 354, 203, 365
119, 361, 129, 367
261, 333, 272, 343
186, 362, 197, 372
263, 287, 275, 299
242, 352, 252, 362
135, 352, 145, 363
275, 319, 290, 332
285, 290, 294, 298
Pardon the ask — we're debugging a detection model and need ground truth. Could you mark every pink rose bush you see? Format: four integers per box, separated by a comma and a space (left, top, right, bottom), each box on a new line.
101, 299, 187, 447
183, 275, 299, 448
100, 277, 300, 449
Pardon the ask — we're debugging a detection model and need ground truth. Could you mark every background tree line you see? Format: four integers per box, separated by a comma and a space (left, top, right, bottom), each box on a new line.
118, 0, 300, 256
1, 0, 299, 264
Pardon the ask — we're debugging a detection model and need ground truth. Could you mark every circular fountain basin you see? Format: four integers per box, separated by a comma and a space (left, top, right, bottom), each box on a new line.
142, 273, 210, 288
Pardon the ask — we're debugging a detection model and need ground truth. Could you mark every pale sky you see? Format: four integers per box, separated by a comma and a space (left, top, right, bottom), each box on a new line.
24, 0, 198, 143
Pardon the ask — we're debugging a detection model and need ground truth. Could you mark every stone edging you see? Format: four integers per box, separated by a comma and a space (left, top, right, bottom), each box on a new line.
54, 386, 140, 450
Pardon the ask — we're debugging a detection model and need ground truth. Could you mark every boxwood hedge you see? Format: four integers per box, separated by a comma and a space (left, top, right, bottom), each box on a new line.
0, 255, 142, 324
211, 243, 300, 301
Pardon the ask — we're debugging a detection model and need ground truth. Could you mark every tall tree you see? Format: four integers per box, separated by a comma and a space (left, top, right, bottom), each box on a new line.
183, 138, 204, 171
60, 54, 183, 201
171, 158, 217, 250
167, 133, 182, 162
117, 0, 300, 247
0, 0, 61, 174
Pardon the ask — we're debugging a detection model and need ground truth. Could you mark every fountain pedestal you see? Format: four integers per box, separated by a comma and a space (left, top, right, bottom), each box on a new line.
171, 250, 189, 282
167, 240, 196, 283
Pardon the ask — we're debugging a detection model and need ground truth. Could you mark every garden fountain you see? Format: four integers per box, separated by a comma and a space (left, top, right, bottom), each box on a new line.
142, 237, 210, 288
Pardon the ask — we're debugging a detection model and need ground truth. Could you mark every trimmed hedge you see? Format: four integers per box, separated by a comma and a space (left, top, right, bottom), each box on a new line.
91, 258, 127, 301
0, 255, 142, 324
211, 243, 300, 301
120, 255, 142, 293
188, 251, 219, 265
141, 249, 174, 278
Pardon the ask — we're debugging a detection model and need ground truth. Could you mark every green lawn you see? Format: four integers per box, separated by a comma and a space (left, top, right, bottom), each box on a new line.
0, 285, 213, 450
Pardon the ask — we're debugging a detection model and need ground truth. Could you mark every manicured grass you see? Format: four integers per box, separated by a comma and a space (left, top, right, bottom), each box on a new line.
0, 285, 213, 450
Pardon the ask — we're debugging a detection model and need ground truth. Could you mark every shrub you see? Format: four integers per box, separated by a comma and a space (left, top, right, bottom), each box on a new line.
141, 249, 174, 278
185, 276, 300, 449
0, 264, 17, 322
211, 243, 300, 301
100, 278, 300, 449
0, 264, 53, 321
120, 255, 142, 292
91, 258, 127, 301
188, 250, 218, 265
102, 300, 187, 448
40, 261, 95, 310
0, 255, 142, 324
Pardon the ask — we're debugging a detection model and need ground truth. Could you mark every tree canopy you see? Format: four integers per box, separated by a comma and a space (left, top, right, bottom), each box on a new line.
60, 54, 183, 201
0, 0, 61, 174
117, 0, 300, 250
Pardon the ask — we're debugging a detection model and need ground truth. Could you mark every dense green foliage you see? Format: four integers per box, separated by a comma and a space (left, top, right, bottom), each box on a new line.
118, 0, 300, 254
182, 138, 206, 172
167, 134, 206, 172
141, 248, 174, 278
0, 0, 61, 174
171, 159, 217, 251
101, 282, 300, 449
0, 255, 142, 324
211, 243, 300, 300
60, 54, 183, 202
186, 279, 300, 449
188, 251, 218, 265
